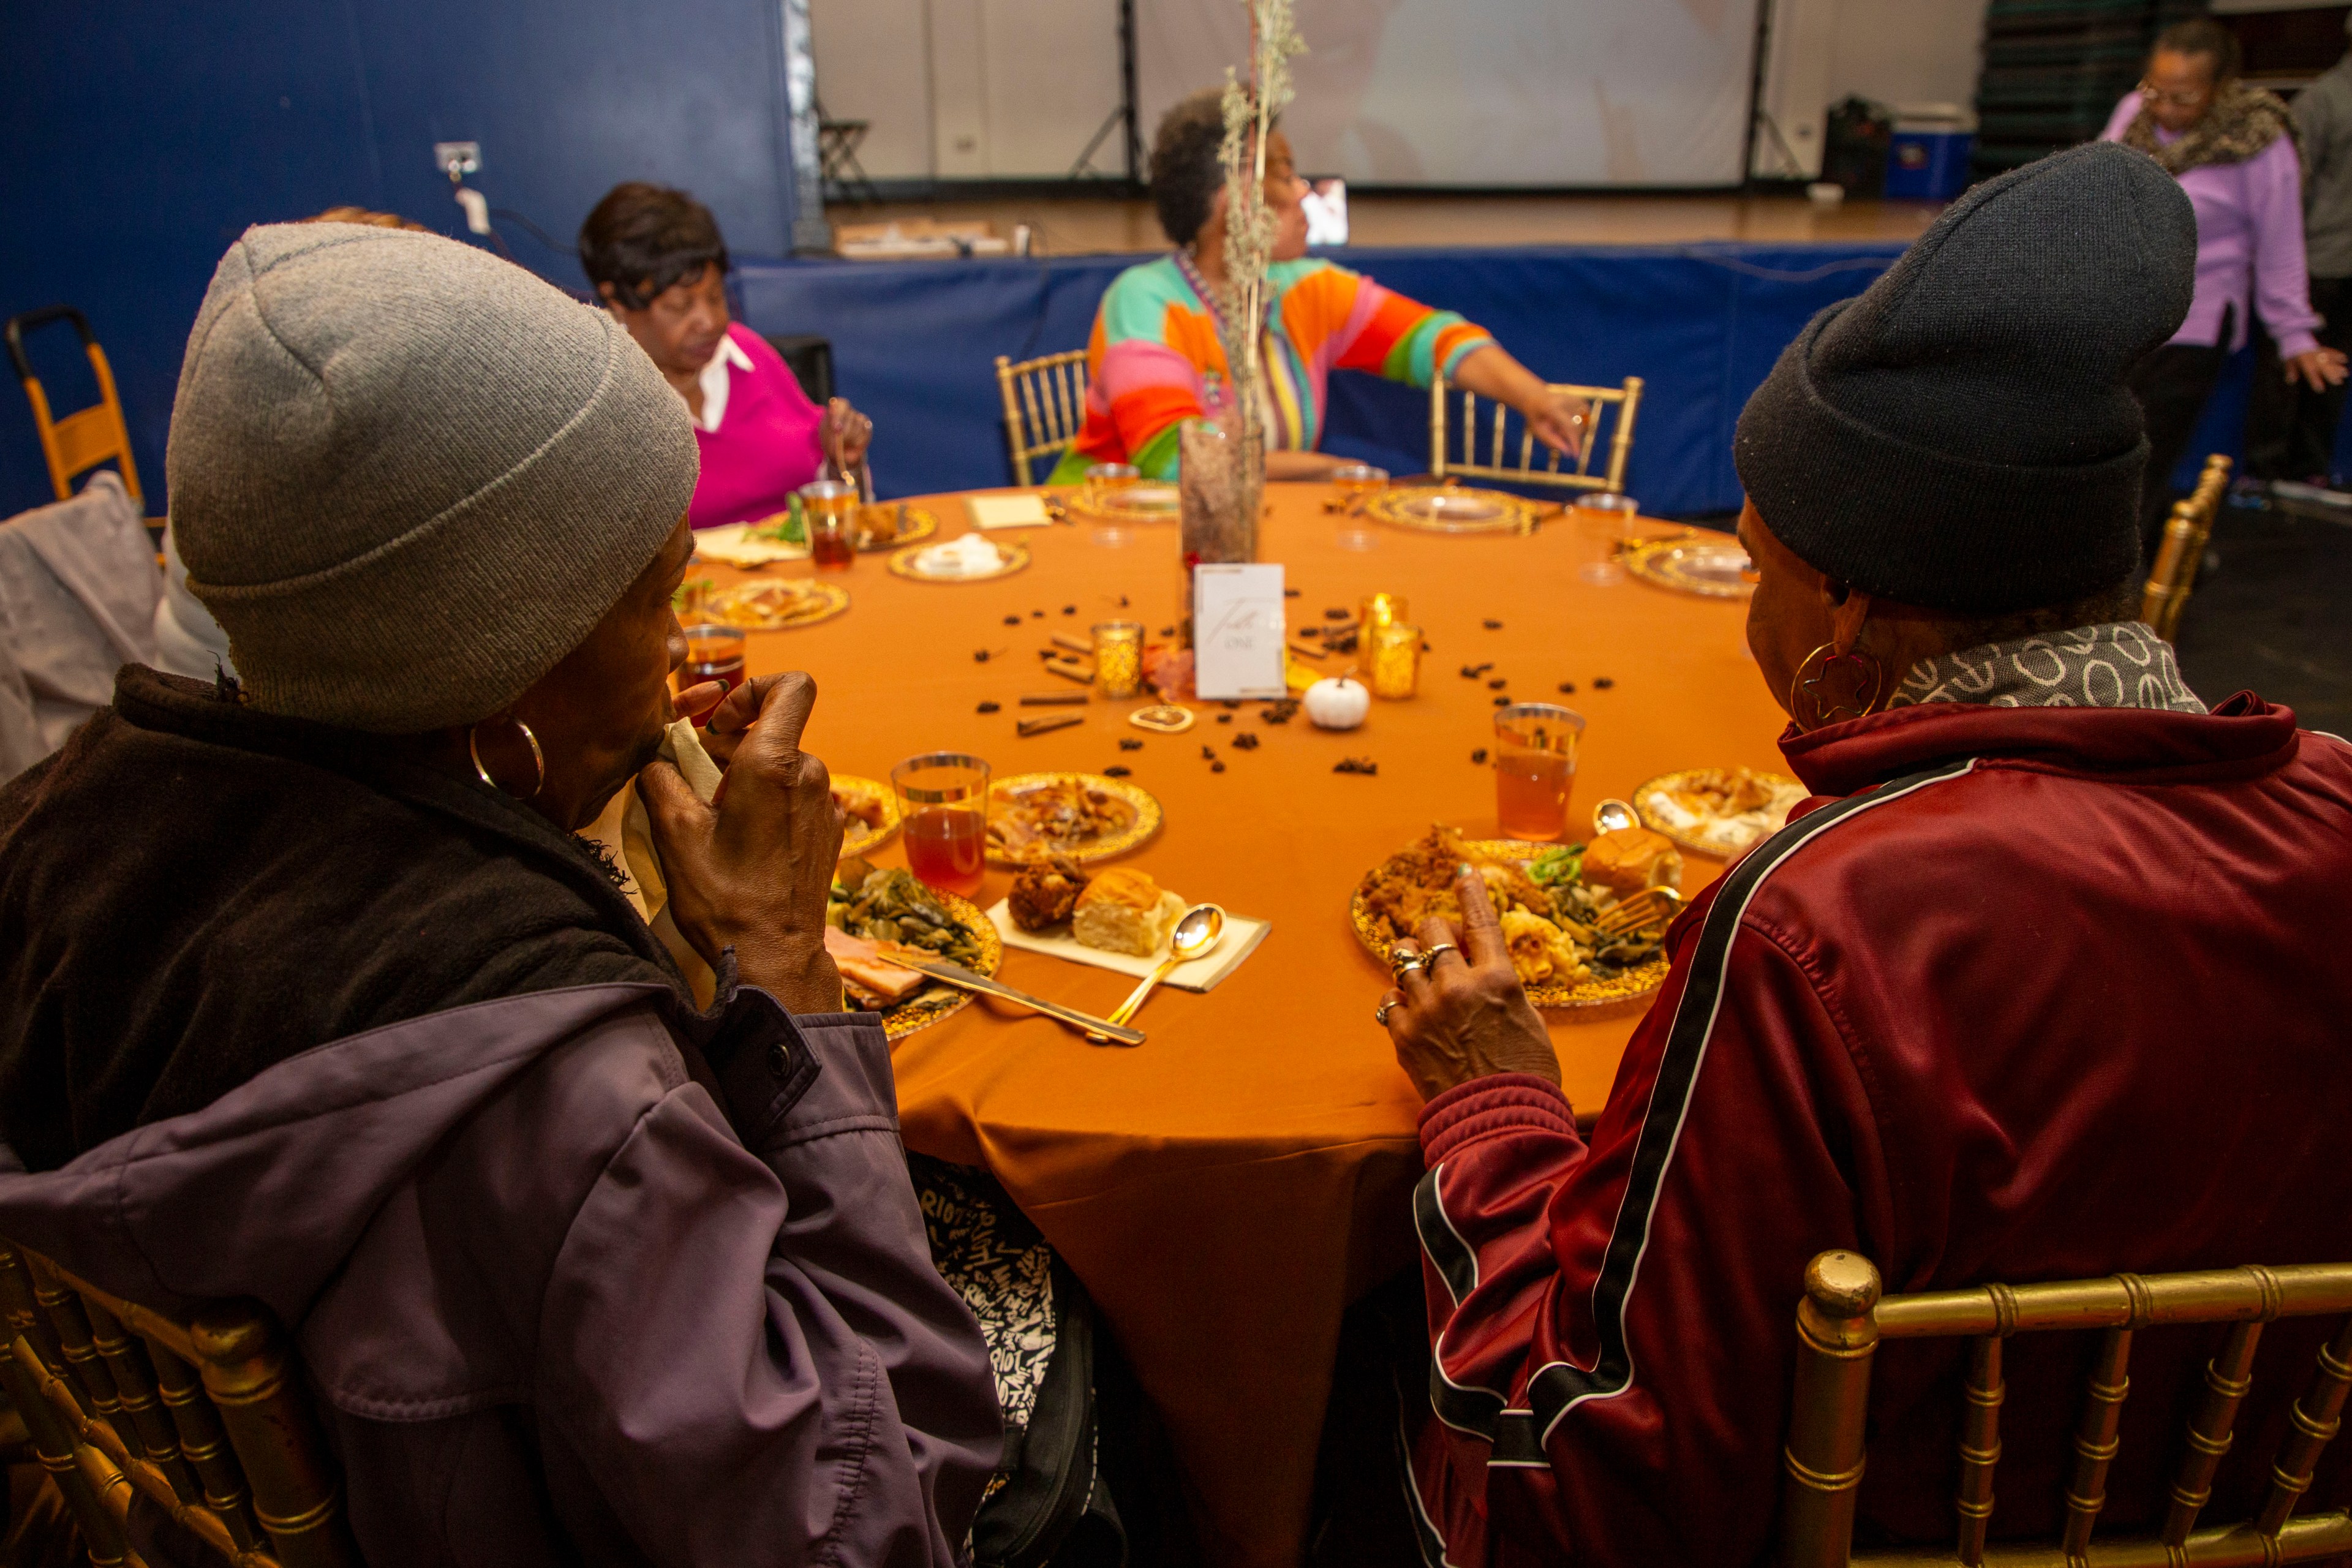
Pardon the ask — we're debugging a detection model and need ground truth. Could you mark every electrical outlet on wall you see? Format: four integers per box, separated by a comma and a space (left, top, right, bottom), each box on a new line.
434, 141, 482, 180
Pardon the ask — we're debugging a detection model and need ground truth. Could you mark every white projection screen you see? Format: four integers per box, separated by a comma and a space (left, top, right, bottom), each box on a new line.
1134, 0, 1763, 188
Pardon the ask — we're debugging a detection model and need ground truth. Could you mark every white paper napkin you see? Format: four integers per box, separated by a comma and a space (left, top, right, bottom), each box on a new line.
967, 494, 1054, 530
984, 901, 1270, 992
693, 522, 810, 565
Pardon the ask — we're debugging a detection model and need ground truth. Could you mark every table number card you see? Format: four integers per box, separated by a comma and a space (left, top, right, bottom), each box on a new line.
1192, 563, 1288, 699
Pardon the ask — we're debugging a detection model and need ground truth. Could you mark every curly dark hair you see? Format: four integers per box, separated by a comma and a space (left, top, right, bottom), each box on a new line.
578, 183, 730, 310
2152, 17, 2241, 83
1152, 89, 1240, 247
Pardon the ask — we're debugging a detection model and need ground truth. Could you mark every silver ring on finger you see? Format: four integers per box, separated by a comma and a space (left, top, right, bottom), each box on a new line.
1392, 954, 1428, 981
1374, 999, 1398, 1026
1417, 943, 1461, 968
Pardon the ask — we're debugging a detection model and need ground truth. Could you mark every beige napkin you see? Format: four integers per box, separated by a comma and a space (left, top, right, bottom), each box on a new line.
693, 522, 810, 565
581, 718, 725, 1006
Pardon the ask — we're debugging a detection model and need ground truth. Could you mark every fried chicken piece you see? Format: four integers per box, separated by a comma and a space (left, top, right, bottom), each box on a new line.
1008, 853, 1090, 932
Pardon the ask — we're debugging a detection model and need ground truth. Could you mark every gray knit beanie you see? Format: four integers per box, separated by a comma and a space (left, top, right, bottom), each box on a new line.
168, 222, 696, 733
1732, 142, 2195, 614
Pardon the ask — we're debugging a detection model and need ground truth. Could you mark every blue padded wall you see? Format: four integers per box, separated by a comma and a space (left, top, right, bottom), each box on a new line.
0, 0, 799, 519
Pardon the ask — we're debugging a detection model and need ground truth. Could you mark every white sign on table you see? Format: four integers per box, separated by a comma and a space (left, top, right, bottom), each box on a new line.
1192, 563, 1288, 700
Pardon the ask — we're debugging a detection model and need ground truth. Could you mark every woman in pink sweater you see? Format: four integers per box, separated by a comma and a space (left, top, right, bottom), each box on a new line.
581, 183, 873, 528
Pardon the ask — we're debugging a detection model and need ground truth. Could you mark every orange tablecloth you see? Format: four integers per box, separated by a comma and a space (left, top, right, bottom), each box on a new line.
707, 485, 1791, 1567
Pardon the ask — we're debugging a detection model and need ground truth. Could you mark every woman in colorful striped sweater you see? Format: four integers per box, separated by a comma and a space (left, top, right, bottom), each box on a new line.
1050, 91, 1588, 484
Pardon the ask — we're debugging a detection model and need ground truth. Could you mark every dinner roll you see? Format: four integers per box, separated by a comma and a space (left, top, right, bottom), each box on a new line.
1583, 827, 1684, 897
1072, 868, 1185, 956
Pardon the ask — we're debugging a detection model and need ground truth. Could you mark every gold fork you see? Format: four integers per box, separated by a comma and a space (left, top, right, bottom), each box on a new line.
1592, 886, 1683, 943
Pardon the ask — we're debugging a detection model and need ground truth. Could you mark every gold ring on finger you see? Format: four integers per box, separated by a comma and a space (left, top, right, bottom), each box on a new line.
1374, 1000, 1397, 1026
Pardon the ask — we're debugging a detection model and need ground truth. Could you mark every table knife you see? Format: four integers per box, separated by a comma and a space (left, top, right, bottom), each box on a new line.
895, 958, 1147, 1047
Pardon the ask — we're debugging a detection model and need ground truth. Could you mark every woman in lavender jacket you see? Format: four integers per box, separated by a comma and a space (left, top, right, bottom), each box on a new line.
2102, 15, 2350, 550
0, 221, 998, 1566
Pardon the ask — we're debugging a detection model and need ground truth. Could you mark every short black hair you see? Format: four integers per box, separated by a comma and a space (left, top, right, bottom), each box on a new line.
578, 183, 730, 310
2154, 17, 2242, 83
1152, 90, 1232, 247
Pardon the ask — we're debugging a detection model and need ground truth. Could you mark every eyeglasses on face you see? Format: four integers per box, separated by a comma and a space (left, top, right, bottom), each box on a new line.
2139, 78, 2212, 109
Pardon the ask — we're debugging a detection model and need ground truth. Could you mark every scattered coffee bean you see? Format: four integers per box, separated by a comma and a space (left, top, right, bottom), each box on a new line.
1062, 605, 1077, 615
1333, 756, 1378, 775
1232, 732, 1259, 750
1158, 625, 1176, 636
1558, 681, 1577, 694
1216, 712, 1232, 723
1493, 695, 1510, 706
1487, 677, 1507, 690
977, 700, 1001, 714
1483, 619, 1503, 630
1325, 607, 1350, 620
1200, 745, 1217, 760
1118, 737, 1143, 751
1118, 594, 1130, 607
973, 649, 992, 662
1594, 676, 1616, 689
1283, 587, 1301, 598
1471, 747, 1488, 764
1031, 609, 1045, 618
1104, 764, 1133, 777
1210, 760, 1226, 773
1003, 614, 1022, 626
1262, 699, 1300, 724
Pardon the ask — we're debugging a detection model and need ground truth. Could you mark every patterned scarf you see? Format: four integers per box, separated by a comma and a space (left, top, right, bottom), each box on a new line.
2120, 80, 2298, 175
1888, 621, 2207, 714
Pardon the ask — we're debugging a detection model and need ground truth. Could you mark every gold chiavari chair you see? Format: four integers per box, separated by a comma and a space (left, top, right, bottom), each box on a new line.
1429, 373, 1643, 495
993, 350, 1090, 487
6, 307, 146, 506
1781, 1249, 2352, 1568
0, 1235, 360, 1568
2141, 452, 2233, 643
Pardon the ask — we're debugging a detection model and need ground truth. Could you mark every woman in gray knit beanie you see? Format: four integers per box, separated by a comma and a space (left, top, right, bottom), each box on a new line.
0, 223, 1003, 1563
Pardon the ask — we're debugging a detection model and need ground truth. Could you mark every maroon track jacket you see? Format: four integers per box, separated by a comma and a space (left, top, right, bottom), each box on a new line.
1407, 696, 2352, 1564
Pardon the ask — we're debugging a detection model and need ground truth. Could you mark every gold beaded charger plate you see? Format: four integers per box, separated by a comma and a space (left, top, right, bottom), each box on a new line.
1632, 768, 1805, 859
854, 504, 941, 552
985, 772, 1164, 867
1349, 837, 1670, 1014
830, 774, 902, 858
873, 890, 1003, 1042
1072, 483, 1182, 524
1360, 486, 1545, 535
704, 578, 850, 630
1623, 537, 1755, 598
887, 538, 1032, 583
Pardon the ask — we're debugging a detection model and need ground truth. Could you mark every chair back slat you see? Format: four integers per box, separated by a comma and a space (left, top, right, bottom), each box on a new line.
2060, 1324, 2136, 1555
2162, 1316, 2269, 1542
0, 1234, 355, 1568
1954, 1332, 2005, 1564
2258, 1316, 2352, 1534
1783, 1253, 2352, 1568
993, 350, 1090, 486
1428, 374, 1644, 494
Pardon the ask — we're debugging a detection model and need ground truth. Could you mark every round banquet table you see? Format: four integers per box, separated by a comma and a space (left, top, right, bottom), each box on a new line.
699, 483, 1792, 1568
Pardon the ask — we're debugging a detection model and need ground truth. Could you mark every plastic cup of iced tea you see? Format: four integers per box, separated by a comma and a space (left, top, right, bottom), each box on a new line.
1493, 703, 1586, 842
679, 625, 747, 727
891, 752, 991, 899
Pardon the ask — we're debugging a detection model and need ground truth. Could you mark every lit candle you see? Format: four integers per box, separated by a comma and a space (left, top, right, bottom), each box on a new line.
1359, 592, 1408, 631
1366, 620, 1421, 699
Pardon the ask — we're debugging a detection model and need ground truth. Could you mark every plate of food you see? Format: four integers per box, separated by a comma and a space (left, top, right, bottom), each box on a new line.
1635, 767, 1807, 857
1623, 537, 1755, 598
824, 857, 1003, 1041
1359, 486, 1545, 535
888, 535, 1031, 583
693, 522, 810, 567
986, 772, 1162, 866
1352, 825, 1679, 1011
830, 774, 900, 856
853, 503, 940, 552
703, 578, 850, 630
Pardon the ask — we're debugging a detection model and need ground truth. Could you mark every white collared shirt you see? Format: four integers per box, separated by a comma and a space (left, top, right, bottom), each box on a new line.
690, 331, 756, 434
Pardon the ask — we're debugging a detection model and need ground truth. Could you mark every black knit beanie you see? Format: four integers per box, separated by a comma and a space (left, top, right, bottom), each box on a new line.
1732, 142, 2195, 614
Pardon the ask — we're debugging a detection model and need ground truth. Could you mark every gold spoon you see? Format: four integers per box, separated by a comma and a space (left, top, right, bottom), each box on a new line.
1088, 904, 1226, 1043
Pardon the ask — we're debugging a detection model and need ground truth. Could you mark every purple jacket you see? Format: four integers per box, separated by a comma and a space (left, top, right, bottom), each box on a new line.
2101, 94, 2323, 356
0, 979, 1002, 1567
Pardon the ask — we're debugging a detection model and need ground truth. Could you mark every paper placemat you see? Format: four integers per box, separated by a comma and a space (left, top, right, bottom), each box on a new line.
694, 522, 810, 565
967, 494, 1054, 530
986, 901, 1269, 992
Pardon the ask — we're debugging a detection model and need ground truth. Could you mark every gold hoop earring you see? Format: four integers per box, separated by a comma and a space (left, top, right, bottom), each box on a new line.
1789, 642, 1886, 732
469, 717, 546, 800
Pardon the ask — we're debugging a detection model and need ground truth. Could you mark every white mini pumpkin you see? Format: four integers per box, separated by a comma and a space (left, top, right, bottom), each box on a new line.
1303, 676, 1370, 731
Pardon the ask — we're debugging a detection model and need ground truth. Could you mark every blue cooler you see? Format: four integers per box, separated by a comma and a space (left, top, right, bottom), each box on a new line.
1885, 123, 1975, 201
